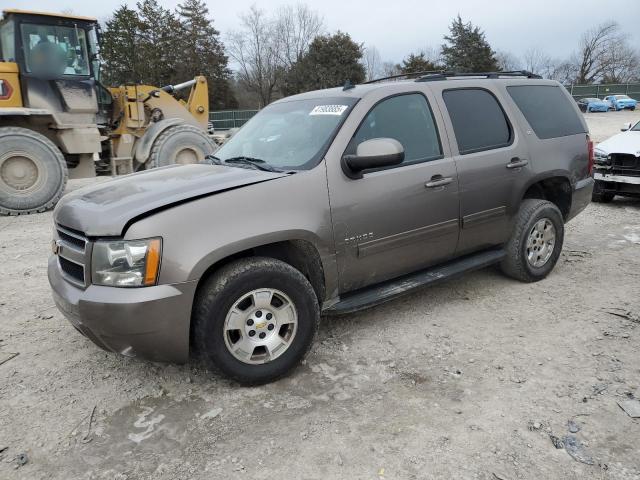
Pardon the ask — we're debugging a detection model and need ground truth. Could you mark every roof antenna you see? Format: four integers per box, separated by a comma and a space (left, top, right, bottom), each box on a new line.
343, 79, 355, 91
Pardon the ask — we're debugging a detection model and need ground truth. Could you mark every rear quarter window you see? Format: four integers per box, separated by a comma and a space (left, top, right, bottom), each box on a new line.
507, 85, 585, 140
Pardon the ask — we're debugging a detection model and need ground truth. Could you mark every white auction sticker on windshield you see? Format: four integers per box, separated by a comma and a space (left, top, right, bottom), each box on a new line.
309, 105, 349, 116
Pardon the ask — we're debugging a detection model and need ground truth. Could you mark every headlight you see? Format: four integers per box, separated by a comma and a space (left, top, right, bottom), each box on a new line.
92, 238, 161, 287
593, 148, 610, 165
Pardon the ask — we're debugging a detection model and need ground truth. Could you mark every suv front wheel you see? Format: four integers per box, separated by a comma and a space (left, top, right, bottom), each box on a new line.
193, 257, 320, 385
500, 199, 564, 282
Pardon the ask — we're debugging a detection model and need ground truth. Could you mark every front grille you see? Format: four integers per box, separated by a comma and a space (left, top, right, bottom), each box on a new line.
57, 227, 87, 250
55, 224, 90, 287
610, 153, 640, 177
59, 257, 84, 282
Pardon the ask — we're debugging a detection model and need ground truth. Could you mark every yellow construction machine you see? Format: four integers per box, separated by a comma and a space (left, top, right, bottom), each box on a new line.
0, 9, 216, 215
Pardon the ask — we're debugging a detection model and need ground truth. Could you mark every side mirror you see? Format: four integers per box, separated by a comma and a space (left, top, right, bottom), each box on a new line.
621, 122, 632, 132
341, 138, 405, 179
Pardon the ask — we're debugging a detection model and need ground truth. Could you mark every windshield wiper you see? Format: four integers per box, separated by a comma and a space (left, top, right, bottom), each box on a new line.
222, 156, 281, 172
203, 155, 223, 165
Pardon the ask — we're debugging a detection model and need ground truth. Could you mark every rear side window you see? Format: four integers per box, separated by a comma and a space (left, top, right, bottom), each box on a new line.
350, 93, 442, 164
443, 89, 512, 154
507, 85, 585, 139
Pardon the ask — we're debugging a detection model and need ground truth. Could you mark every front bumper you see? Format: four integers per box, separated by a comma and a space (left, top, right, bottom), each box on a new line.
567, 177, 594, 221
594, 171, 640, 197
48, 256, 198, 363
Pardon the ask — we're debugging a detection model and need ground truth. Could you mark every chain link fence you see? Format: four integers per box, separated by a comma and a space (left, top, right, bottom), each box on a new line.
210, 110, 258, 130
567, 83, 640, 100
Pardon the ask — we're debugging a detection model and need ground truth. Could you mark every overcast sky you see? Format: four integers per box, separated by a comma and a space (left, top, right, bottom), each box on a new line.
3, 0, 639, 65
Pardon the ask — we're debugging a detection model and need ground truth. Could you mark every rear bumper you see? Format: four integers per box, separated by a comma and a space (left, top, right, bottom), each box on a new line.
567, 177, 594, 221
48, 256, 197, 363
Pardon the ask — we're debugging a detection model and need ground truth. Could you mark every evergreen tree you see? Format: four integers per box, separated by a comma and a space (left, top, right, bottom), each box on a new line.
441, 15, 498, 72
284, 32, 365, 95
136, 0, 182, 86
398, 52, 441, 75
176, 0, 236, 109
100, 5, 139, 85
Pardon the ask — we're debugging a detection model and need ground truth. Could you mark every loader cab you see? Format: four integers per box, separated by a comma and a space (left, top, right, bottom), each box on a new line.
0, 9, 103, 122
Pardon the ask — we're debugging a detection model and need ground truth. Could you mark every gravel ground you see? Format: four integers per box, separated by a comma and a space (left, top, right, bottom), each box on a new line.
1, 112, 640, 480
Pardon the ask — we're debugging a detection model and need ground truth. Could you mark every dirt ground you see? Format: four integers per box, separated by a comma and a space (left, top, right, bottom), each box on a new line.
1, 111, 639, 480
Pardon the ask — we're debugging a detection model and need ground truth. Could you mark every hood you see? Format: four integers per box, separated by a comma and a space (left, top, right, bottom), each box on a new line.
597, 131, 640, 156
54, 164, 288, 236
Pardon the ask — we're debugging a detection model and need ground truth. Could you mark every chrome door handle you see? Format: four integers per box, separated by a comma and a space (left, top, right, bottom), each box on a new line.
506, 157, 529, 169
425, 176, 453, 188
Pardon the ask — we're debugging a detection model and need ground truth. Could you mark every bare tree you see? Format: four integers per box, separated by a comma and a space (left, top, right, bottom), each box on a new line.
522, 47, 553, 76
227, 5, 280, 107
574, 21, 620, 84
421, 46, 443, 66
362, 45, 382, 81
381, 61, 400, 77
601, 38, 640, 83
495, 50, 521, 71
547, 60, 579, 84
274, 4, 324, 68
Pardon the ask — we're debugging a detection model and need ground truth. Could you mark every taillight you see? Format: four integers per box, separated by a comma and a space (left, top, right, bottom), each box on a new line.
587, 135, 594, 175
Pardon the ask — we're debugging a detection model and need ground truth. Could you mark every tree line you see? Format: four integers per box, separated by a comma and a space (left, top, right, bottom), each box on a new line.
99, 3, 640, 110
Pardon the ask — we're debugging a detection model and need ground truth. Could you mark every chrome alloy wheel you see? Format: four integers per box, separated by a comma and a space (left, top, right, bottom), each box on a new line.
526, 218, 556, 268
223, 288, 298, 365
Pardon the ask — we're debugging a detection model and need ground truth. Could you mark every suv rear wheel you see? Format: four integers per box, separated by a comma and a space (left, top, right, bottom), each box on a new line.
193, 257, 319, 385
500, 199, 564, 282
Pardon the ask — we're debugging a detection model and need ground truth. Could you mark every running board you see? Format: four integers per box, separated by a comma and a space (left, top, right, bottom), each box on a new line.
324, 248, 505, 315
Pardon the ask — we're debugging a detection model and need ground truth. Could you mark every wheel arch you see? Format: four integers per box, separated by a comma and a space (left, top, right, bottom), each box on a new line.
133, 118, 186, 164
521, 173, 572, 220
191, 236, 329, 306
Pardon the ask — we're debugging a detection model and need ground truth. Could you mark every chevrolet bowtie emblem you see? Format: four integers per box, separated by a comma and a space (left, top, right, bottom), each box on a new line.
52, 240, 62, 255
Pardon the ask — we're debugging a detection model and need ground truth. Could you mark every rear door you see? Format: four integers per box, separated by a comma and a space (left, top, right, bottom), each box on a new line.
433, 85, 529, 254
325, 89, 460, 293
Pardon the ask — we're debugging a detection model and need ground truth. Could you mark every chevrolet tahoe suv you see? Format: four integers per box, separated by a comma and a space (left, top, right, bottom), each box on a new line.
48, 72, 594, 385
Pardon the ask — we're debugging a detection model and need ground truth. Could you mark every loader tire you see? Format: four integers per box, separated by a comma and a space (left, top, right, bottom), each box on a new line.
148, 124, 216, 168
0, 127, 68, 216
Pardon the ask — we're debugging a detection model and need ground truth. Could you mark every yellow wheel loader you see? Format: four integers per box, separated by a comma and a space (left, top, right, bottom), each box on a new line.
0, 9, 216, 215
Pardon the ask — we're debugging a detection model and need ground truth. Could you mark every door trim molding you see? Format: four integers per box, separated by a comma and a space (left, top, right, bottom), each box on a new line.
357, 218, 459, 258
462, 206, 507, 228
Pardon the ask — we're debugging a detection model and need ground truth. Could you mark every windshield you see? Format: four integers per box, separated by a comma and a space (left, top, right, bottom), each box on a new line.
632, 121, 640, 132
615, 95, 631, 99
584, 98, 600, 102
21, 23, 90, 77
214, 97, 358, 170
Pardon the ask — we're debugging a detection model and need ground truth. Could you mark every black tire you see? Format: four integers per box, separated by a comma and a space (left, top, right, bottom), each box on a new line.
591, 180, 615, 203
147, 124, 216, 169
0, 127, 67, 216
193, 257, 320, 385
500, 199, 564, 283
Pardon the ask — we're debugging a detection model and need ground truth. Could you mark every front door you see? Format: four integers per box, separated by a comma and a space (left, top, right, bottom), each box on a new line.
326, 91, 460, 293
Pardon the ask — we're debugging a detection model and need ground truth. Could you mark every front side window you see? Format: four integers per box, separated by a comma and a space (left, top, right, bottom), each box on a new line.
443, 88, 512, 155
21, 23, 90, 77
214, 97, 358, 171
348, 93, 442, 164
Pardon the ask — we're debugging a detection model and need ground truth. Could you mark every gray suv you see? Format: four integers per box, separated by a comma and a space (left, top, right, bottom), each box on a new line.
48, 72, 594, 384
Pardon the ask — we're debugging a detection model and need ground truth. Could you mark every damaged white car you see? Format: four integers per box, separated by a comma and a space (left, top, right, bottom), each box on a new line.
592, 120, 640, 202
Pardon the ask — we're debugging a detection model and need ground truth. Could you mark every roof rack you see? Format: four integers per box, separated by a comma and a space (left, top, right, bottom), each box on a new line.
416, 70, 542, 81
363, 70, 542, 85
362, 71, 449, 84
